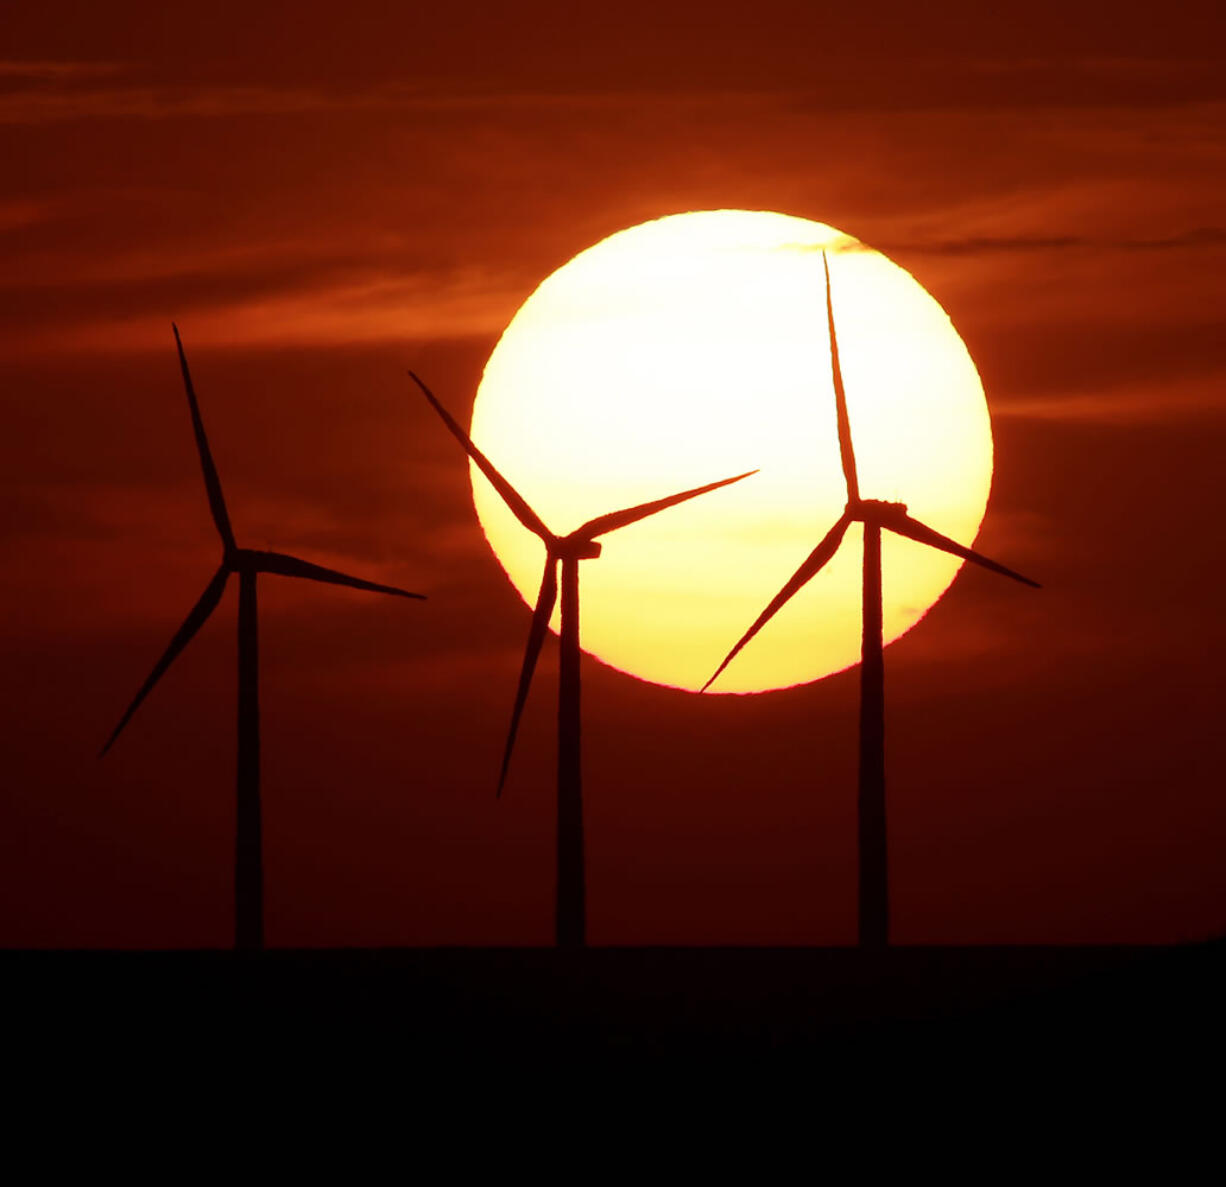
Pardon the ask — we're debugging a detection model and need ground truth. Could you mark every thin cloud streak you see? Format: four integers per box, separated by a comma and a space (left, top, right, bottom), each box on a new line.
868, 227, 1226, 256
0, 268, 528, 355
0, 60, 123, 79
0, 84, 392, 124
959, 54, 1221, 79
0, 198, 52, 231
3, 58, 1223, 126
0, 78, 781, 126
994, 378, 1226, 424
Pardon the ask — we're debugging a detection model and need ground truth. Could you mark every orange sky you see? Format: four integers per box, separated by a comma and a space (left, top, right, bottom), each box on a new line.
2, 1, 1224, 946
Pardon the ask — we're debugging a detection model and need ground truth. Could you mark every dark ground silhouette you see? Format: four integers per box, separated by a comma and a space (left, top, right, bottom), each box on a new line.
5, 941, 1224, 1060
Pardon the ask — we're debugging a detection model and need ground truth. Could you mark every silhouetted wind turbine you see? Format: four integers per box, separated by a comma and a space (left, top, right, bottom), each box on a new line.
410, 371, 754, 948
703, 253, 1039, 948
101, 326, 425, 951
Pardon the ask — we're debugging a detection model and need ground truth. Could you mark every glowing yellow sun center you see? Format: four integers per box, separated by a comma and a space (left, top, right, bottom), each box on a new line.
469, 209, 993, 693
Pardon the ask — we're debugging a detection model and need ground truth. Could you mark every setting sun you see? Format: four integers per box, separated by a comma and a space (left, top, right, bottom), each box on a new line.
469, 210, 994, 693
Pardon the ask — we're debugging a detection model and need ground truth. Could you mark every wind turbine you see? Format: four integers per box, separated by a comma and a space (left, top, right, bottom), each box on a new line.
703, 253, 1039, 948
410, 372, 754, 948
101, 325, 425, 951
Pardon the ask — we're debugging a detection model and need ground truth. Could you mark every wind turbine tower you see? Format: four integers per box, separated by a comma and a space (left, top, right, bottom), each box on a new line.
705, 255, 1039, 947
102, 327, 425, 949
412, 371, 753, 948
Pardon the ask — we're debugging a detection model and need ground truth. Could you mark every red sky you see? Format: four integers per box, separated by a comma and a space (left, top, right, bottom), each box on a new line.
3, 1, 1224, 947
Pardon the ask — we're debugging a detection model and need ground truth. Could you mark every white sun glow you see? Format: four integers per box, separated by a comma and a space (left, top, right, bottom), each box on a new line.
467, 210, 993, 693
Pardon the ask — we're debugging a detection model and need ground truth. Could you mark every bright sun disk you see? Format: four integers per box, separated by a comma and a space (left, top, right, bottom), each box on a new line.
467, 209, 993, 693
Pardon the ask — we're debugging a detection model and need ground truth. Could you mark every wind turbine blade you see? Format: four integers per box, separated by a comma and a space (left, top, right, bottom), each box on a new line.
577, 470, 758, 539
887, 513, 1041, 588
823, 252, 860, 504
498, 558, 559, 796
173, 325, 236, 552
99, 566, 230, 756
702, 512, 853, 691
255, 551, 426, 599
408, 371, 553, 542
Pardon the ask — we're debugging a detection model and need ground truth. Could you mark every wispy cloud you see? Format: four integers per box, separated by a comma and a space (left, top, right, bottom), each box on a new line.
868, 227, 1226, 256
806, 226, 1226, 259
0, 265, 527, 355
0, 72, 778, 126
0, 198, 54, 232
0, 60, 122, 80
994, 373, 1226, 424
0, 84, 386, 125
960, 55, 1220, 80
5, 51, 1219, 129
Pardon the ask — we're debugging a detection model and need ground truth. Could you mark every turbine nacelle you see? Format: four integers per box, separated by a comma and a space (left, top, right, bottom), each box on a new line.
554, 534, 603, 561
849, 498, 909, 524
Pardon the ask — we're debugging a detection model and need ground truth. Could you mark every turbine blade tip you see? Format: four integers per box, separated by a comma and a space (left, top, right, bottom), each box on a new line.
99, 725, 125, 757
